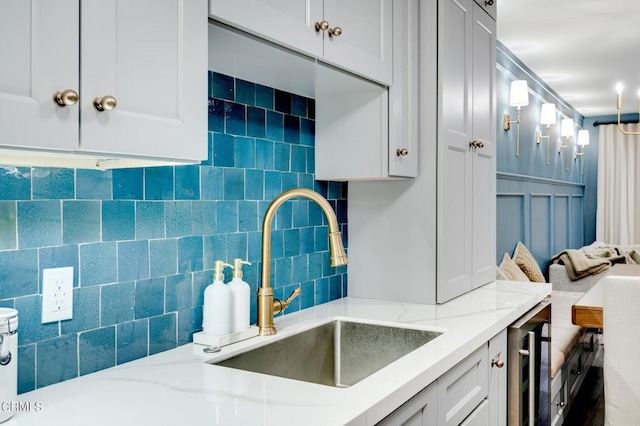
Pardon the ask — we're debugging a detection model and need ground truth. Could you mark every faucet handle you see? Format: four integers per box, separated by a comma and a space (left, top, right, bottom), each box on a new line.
273, 287, 301, 315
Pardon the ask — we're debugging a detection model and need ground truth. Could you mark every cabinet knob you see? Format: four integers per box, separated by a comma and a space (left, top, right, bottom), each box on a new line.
329, 26, 342, 38
491, 358, 504, 368
396, 148, 409, 157
315, 21, 329, 32
93, 95, 117, 112
485, 0, 494, 5
53, 90, 79, 107
571, 369, 582, 376
470, 140, 485, 149
556, 400, 566, 408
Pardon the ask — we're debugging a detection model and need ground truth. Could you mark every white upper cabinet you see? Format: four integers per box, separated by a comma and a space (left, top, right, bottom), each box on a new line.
0, 0, 207, 167
437, 0, 496, 303
209, 0, 392, 85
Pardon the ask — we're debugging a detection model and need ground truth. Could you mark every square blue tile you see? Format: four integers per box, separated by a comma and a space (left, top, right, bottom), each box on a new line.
308, 252, 323, 280
226, 233, 248, 261
200, 166, 224, 200
292, 201, 309, 228
15, 295, 58, 345
266, 111, 284, 141
208, 98, 224, 133
299, 173, 314, 190
308, 201, 324, 226
329, 275, 342, 301
102, 200, 135, 241
17, 201, 62, 248
292, 255, 308, 283
284, 229, 300, 257
178, 236, 203, 273
178, 307, 202, 345
0, 201, 16, 250
76, 169, 112, 199
274, 142, 290, 171
145, 166, 174, 200
300, 118, 315, 147
63, 201, 101, 244
0, 250, 38, 298
203, 235, 227, 271
284, 115, 300, 144
80, 242, 117, 286
299, 226, 315, 254
255, 138, 274, 170
117, 319, 148, 364
223, 168, 245, 200
192, 270, 213, 307
149, 239, 178, 278
313, 226, 329, 252
255, 84, 274, 109
165, 201, 192, 238
244, 170, 264, 201
264, 172, 282, 200
306, 146, 315, 173
328, 181, 344, 199
165, 273, 193, 312
291, 94, 308, 117
135, 201, 165, 240
112, 168, 143, 200
101, 282, 135, 326
210, 71, 234, 100
61, 286, 100, 334
0, 167, 31, 200
235, 79, 255, 106
247, 231, 263, 263
238, 201, 258, 232
79, 327, 116, 376
18, 344, 36, 393
291, 145, 307, 173
213, 133, 235, 167
216, 201, 238, 233
175, 165, 200, 200
224, 101, 246, 136
0, 300, 14, 308
300, 281, 315, 310
281, 172, 298, 192
274, 257, 292, 288
315, 277, 330, 305
275, 202, 292, 229
191, 201, 217, 236
36, 334, 78, 388
134, 278, 165, 319
118, 240, 149, 282
149, 313, 177, 355
274, 90, 291, 114
232, 137, 255, 170
269, 229, 284, 260
247, 107, 266, 138
32, 167, 74, 200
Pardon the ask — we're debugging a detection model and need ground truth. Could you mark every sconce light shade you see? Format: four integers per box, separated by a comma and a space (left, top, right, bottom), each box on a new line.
540, 103, 557, 125
510, 80, 529, 107
561, 119, 575, 138
577, 129, 590, 146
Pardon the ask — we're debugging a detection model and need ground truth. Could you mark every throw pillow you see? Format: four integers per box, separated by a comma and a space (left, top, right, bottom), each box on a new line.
628, 250, 640, 265
499, 253, 530, 282
512, 241, 546, 282
495, 265, 510, 281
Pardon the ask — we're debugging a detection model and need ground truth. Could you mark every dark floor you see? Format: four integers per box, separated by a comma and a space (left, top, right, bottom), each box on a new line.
562, 344, 605, 426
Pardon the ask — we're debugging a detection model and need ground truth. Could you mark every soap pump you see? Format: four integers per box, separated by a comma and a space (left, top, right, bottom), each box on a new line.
202, 260, 233, 336
229, 259, 251, 333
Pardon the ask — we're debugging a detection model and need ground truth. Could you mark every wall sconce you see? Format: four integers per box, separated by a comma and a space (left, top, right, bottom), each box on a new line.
615, 83, 640, 136
536, 103, 556, 165
557, 118, 574, 171
573, 129, 589, 175
503, 80, 529, 157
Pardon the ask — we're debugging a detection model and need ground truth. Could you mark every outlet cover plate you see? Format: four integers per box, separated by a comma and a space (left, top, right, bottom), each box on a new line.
42, 267, 74, 323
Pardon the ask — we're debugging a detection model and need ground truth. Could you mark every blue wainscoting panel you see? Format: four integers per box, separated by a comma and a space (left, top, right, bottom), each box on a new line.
497, 173, 585, 276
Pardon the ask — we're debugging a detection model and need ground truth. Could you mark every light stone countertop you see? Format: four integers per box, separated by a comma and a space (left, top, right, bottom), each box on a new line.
5, 281, 550, 426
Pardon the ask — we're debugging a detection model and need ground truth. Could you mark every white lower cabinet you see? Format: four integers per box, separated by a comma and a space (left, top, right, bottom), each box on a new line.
377, 331, 506, 426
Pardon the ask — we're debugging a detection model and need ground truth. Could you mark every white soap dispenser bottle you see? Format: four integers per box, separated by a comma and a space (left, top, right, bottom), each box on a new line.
202, 260, 233, 336
229, 258, 251, 333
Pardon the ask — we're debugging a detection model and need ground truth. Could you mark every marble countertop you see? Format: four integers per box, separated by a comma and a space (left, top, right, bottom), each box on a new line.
5, 281, 550, 426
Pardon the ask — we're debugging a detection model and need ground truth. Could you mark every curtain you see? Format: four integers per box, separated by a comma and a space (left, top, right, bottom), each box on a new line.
596, 123, 640, 244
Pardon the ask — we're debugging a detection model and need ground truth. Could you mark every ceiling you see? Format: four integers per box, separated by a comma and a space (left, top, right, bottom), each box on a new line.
497, 0, 640, 117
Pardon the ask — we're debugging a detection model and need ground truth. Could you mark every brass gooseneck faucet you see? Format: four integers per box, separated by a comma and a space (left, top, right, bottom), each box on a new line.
257, 188, 348, 336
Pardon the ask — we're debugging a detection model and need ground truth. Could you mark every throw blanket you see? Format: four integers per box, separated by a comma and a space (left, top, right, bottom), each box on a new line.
550, 249, 611, 281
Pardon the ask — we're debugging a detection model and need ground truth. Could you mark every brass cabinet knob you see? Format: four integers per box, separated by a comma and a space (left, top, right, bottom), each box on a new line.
329, 26, 342, 38
491, 358, 504, 368
485, 0, 494, 5
93, 95, 117, 112
396, 148, 409, 157
53, 89, 79, 107
315, 20, 329, 32
470, 140, 485, 149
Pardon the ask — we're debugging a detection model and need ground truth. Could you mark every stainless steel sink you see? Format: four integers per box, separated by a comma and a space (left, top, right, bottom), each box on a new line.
209, 319, 443, 387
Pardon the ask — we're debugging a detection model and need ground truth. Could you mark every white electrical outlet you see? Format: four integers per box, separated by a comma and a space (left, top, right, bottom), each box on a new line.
42, 267, 74, 324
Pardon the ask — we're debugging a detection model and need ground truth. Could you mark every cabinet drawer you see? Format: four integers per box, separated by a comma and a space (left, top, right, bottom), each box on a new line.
460, 399, 489, 426
566, 347, 583, 396
550, 379, 568, 426
438, 344, 489, 426
473, 0, 496, 20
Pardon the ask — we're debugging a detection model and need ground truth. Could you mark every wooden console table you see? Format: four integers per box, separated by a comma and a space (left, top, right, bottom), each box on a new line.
571, 264, 640, 328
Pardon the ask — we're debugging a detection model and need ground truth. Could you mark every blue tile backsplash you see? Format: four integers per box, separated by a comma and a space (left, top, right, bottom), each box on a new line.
0, 72, 348, 393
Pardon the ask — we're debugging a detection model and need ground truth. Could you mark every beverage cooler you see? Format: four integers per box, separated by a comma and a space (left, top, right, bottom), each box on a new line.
507, 299, 551, 426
